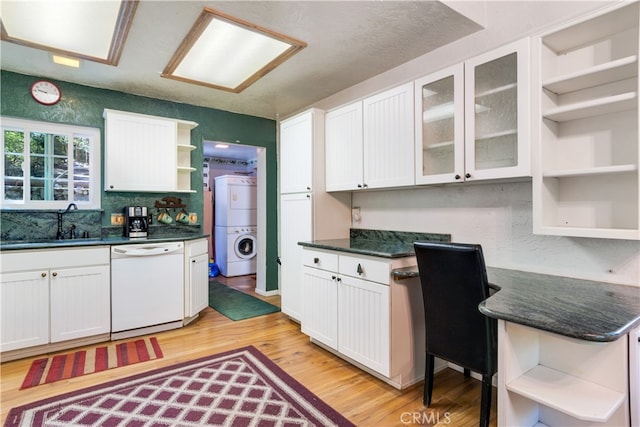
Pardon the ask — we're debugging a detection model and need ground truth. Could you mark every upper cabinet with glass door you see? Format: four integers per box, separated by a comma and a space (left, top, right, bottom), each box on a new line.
415, 64, 464, 185
464, 38, 530, 181
415, 39, 530, 185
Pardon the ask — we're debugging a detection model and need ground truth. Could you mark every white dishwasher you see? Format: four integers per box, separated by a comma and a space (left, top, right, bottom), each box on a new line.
111, 241, 184, 340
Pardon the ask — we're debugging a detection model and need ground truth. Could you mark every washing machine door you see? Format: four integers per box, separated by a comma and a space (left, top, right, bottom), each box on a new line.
234, 234, 256, 259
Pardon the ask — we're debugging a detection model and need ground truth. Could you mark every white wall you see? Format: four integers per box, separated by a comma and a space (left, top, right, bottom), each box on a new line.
352, 182, 639, 285
308, 1, 640, 286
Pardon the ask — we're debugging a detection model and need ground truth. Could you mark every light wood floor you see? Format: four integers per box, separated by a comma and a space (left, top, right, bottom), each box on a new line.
0, 275, 496, 426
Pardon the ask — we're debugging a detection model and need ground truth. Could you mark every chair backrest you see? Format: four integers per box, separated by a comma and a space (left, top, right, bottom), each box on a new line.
413, 241, 497, 375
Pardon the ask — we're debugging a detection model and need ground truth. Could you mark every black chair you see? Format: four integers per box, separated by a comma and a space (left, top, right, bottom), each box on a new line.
413, 241, 497, 427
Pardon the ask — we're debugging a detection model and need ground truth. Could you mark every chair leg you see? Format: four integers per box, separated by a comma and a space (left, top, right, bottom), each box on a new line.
479, 374, 493, 427
464, 368, 471, 378
423, 354, 435, 406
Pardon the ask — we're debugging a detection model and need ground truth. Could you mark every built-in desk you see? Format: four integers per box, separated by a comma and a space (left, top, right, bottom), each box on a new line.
396, 266, 640, 426
478, 268, 640, 427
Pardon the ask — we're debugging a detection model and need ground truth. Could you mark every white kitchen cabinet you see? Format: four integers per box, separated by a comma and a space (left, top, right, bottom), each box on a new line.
326, 82, 414, 191
280, 111, 314, 194
301, 247, 424, 389
184, 238, 209, 323
363, 82, 415, 189
325, 102, 363, 191
50, 265, 111, 343
0, 247, 110, 356
0, 270, 49, 352
278, 109, 350, 321
414, 39, 530, 185
532, 2, 639, 240
280, 193, 312, 320
104, 109, 198, 193
337, 272, 390, 375
414, 64, 465, 185
498, 320, 631, 426
301, 263, 338, 349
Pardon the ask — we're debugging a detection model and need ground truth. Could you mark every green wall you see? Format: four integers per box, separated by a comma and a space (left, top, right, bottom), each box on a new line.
0, 70, 279, 291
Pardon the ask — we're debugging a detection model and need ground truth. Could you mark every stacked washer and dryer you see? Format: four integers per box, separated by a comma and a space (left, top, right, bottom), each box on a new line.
214, 175, 257, 277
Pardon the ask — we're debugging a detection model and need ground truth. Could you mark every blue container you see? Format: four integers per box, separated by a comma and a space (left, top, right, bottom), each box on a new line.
208, 261, 219, 278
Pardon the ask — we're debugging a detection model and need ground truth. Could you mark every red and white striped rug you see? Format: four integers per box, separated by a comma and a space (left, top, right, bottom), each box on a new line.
20, 337, 163, 389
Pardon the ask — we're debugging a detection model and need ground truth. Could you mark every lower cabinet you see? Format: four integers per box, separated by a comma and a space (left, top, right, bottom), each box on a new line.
49, 265, 110, 343
0, 247, 111, 355
184, 238, 209, 322
301, 247, 424, 389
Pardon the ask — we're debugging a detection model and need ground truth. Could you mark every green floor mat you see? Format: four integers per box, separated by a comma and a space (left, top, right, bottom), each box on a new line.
208, 280, 280, 321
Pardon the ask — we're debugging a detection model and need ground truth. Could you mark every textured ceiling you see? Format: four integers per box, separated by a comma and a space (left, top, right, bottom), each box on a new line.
0, 1, 483, 119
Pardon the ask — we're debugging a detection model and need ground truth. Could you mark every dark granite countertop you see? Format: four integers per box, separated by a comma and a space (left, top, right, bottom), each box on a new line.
0, 234, 209, 251
298, 229, 451, 258
397, 267, 640, 342
480, 267, 640, 342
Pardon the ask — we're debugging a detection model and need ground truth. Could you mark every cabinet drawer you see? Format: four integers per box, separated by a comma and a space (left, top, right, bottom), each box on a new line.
339, 254, 390, 284
302, 249, 338, 271
187, 238, 208, 257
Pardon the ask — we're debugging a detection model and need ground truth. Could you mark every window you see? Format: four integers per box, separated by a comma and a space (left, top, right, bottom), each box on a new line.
1, 117, 100, 209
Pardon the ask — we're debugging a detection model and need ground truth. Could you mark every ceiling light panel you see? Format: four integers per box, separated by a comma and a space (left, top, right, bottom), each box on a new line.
163, 8, 306, 93
0, 0, 138, 66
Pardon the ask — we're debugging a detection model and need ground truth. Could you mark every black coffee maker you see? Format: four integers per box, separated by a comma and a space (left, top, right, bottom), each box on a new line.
124, 206, 148, 238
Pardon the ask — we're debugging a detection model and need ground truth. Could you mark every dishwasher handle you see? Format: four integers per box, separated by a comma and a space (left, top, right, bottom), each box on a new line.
112, 244, 183, 257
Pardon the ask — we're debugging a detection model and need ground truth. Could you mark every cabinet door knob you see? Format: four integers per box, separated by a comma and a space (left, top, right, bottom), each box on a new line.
306, 186, 311, 191
41, 272, 47, 278
52, 272, 57, 277
313, 257, 319, 264
363, 183, 368, 188
306, 194, 310, 199
337, 277, 342, 283
331, 275, 337, 280
465, 173, 471, 179
357, 184, 363, 188
192, 259, 196, 263
109, 185, 114, 189
455, 174, 461, 180
356, 263, 363, 275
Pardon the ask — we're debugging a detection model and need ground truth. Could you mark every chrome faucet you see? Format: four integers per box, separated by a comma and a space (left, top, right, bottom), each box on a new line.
56, 203, 78, 240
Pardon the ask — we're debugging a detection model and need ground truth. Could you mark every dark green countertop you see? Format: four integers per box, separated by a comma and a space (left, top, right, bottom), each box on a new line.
0, 234, 209, 251
298, 228, 451, 258
480, 267, 640, 342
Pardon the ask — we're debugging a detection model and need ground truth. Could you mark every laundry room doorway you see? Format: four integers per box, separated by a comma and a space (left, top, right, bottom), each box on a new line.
203, 141, 267, 295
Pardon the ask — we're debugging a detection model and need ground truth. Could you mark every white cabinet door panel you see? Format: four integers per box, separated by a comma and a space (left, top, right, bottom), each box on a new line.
280, 193, 312, 320
363, 82, 415, 189
338, 276, 390, 376
325, 102, 364, 191
187, 253, 209, 317
280, 111, 315, 194
301, 266, 338, 350
0, 271, 49, 352
50, 265, 110, 343
104, 110, 177, 192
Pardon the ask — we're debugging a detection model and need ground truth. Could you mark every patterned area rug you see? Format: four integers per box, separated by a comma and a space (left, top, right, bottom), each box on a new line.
6, 345, 354, 427
20, 337, 163, 389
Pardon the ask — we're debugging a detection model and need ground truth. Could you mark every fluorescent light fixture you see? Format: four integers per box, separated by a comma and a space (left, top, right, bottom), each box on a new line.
52, 55, 80, 68
0, 0, 138, 66
215, 144, 230, 149
162, 8, 307, 93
